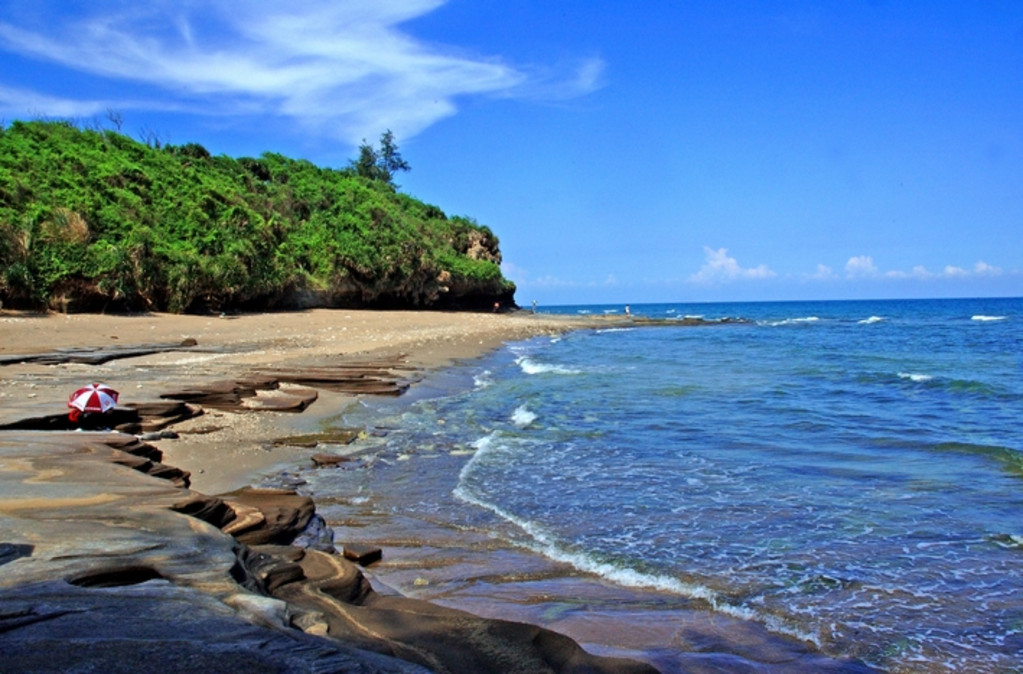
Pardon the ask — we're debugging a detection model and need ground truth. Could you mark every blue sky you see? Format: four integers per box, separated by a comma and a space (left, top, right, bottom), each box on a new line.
1, 1, 1020, 305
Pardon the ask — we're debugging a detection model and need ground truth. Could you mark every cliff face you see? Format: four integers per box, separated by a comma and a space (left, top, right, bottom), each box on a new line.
0, 120, 517, 313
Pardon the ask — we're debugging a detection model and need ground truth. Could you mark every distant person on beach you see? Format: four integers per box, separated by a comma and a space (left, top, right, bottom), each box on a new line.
625, 305, 630, 316
532, 300, 538, 314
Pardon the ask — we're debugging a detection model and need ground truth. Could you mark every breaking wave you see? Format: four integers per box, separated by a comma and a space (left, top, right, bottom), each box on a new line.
516, 356, 581, 376
762, 316, 821, 327
510, 405, 537, 428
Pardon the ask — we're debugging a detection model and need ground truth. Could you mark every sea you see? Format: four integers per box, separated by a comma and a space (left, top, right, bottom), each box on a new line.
290, 297, 1022, 673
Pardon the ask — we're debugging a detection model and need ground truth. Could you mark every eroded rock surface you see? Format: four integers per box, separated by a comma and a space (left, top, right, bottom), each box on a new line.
0, 430, 657, 673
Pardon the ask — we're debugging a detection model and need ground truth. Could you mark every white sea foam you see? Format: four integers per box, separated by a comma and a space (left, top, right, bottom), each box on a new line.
473, 370, 494, 389
452, 472, 819, 646
516, 356, 580, 375
859, 316, 885, 324
971, 315, 1006, 322
899, 372, 934, 383
763, 316, 821, 327
511, 405, 537, 428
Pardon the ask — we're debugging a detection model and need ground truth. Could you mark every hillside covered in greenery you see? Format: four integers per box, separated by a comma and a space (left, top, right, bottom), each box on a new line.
0, 120, 515, 313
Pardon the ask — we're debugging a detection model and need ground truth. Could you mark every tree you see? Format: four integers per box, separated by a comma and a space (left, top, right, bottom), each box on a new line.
352, 130, 410, 185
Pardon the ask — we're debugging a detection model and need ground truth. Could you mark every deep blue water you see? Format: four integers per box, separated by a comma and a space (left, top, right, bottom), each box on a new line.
305, 297, 1023, 671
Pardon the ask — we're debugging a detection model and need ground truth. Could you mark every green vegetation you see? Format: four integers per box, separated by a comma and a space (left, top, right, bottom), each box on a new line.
0, 120, 515, 313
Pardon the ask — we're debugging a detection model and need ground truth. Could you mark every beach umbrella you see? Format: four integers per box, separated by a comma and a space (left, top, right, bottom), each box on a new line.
68, 382, 119, 414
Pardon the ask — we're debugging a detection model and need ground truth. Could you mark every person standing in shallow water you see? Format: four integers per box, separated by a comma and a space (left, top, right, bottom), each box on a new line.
625, 305, 630, 316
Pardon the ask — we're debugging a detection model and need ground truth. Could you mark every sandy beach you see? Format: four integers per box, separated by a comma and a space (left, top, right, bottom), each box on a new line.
1, 307, 669, 673
0, 308, 589, 493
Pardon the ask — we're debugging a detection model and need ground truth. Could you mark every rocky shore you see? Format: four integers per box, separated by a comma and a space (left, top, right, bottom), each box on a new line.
0, 308, 660, 672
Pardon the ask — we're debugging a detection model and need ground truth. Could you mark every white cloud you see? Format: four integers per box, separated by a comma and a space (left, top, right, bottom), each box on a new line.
805, 264, 836, 281
0, 1, 603, 143
973, 261, 1003, 276
689, 247, 776, 283
844, 255, 879, 278
840, 256, 1006, 282
941, 265, 968, 278
0, 84, 108, 118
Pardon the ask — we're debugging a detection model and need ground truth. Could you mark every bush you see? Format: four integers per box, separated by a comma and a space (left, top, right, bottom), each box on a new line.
0, 120, 516, 312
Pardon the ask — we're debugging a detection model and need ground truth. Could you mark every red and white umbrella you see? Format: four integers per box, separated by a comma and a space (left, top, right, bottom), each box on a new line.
68, 383, 119, 414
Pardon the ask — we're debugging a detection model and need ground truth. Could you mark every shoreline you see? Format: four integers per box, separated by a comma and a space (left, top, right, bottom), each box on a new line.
290, 342, 879, 673
0, 308, 876, 672
0, 308, 592, 493
1, 308, 670, 673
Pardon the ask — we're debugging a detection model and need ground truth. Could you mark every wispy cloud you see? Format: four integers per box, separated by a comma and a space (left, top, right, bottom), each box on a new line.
0, 84, 109, 118
843, 255, 1004, 280
806, 264, 837, 281
0, 0, 603, 143
689, 247, 776, 284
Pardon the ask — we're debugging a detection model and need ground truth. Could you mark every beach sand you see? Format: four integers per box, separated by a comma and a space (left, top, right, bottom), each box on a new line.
1, 308, 668, 673
0, 308, 585, 493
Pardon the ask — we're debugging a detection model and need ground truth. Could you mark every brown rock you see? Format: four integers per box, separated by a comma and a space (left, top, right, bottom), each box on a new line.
342, 543, 383, 566
310, 453, 354, 466
275, 429, 360, 449
219, 487, 316, 546
254, 546, 658, 674
243, 386, 319, 412
170, 494, 238, 530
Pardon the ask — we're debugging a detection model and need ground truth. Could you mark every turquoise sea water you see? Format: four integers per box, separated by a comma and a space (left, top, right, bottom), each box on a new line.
302, 297, 1022, 672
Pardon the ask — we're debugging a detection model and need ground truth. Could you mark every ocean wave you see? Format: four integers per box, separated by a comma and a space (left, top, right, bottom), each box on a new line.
761, 316, 821, 327
452, 474, 820, 647
473, 370, 494, 389
516, 356, 581, 376
510, 405, 537, 428
971, 315, 1007, 322
859, 316, 885, 324
876, 371, 1005, 397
